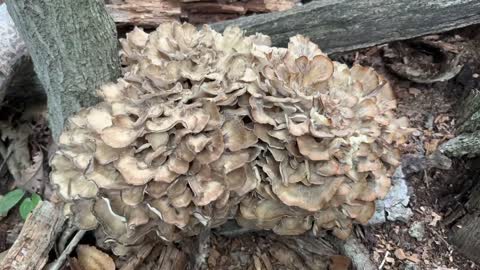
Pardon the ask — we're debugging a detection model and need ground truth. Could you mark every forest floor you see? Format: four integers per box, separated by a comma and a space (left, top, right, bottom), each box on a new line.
1, 24, 480, 270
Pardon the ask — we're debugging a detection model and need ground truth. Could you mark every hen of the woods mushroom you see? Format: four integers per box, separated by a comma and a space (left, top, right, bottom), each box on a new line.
50, 22, 412, 251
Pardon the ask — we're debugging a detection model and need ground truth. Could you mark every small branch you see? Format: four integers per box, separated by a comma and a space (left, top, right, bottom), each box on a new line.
0, 201, 65, 270
57, 221, 78, 253
48, 230, 87, 270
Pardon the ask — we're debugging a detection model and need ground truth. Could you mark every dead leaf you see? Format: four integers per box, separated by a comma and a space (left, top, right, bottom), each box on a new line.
18, 151, 44, 194
424, 139, 440, 155
429, 211, 442, 227
76, 245, 115, 270
394, 248, 406, 260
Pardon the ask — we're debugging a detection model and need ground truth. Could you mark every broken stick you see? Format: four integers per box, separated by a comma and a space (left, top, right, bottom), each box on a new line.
0, 201, 65, 270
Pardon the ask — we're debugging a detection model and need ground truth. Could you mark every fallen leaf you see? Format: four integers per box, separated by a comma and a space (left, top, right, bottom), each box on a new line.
394, 248, 406, 260
18, 151, 45, 194
429, 211, 442, 227
425, 139, 440, 155
76, 245, 115, 270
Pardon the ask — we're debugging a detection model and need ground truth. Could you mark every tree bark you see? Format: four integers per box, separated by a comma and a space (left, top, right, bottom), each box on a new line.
448, 182, 480, 264
0, 201, 65, 270
212, 0, 480, 53
0, 4, 28, 105
5, 0, 121, 139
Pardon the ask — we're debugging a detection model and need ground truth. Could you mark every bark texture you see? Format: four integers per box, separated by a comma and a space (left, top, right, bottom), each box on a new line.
6, 0, 121, 139
212, 0, 480, 53
0, 4, 28, 104
0, 201, 65, 270
449, 183, 480, 264
440, 131, 480, 158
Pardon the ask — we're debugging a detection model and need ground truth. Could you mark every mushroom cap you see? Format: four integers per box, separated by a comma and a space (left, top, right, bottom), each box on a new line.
51, 22, 411, 246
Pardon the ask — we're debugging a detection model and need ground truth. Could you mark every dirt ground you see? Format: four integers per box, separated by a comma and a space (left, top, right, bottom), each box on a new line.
1, 24, 480, 270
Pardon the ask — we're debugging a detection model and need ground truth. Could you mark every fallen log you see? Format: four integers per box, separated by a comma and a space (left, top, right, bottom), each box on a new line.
105, 0, 298, 26
0, 201, 65, 270
212, 0, 480, 53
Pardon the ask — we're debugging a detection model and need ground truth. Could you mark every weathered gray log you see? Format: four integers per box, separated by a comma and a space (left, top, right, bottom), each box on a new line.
449, 182, 480, 264
6, 0, 121, 139
441, 131, 480, 158
212, 0, 480, 53
0, 201, 65, 270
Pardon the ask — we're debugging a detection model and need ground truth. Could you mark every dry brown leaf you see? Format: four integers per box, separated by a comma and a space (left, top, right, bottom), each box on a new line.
429, 211, 442, 227
394, 248, 406, 260
76, 245, 115, 270
424, 139, 440, 155
18, 150, 44, 193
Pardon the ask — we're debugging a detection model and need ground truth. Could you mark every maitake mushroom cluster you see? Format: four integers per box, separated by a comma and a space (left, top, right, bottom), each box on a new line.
51, 22, 412, 247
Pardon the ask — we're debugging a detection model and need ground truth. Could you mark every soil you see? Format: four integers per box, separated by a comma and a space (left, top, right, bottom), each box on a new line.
1, 22, 480, 270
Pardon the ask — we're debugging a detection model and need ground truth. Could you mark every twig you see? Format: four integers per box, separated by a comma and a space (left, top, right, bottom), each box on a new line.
57, 220, 77, 253
379, 251, 389, 269
48, 229, 87, 270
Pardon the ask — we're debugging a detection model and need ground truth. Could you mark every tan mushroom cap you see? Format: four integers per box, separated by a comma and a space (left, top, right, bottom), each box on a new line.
51, 21, 412, 245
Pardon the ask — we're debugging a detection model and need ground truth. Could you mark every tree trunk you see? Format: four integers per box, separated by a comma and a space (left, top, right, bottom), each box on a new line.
5, 0, 121, 139
212, 0, 480, 53
0, 4, 28, 105
448, 182, 480, 264
441, 70, 480, 263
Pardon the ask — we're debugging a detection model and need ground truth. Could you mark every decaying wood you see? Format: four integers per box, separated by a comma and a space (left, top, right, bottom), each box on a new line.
105, 0, 298, 26
105, 0, 181, 26
449, 182, 480, 263
0, 201, 65, 270
6, 0, 121, 139
212, 0, 480, 53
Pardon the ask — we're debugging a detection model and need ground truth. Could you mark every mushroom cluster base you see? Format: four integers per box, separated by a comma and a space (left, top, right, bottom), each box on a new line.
50, 22, 412, 252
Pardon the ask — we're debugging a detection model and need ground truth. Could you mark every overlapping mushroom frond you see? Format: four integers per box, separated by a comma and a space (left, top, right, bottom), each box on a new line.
51, 22, 412, 248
